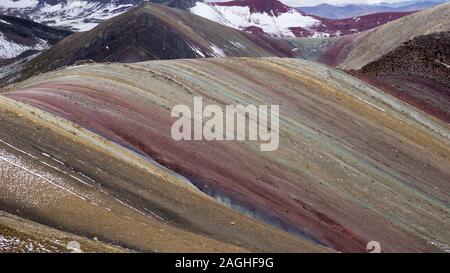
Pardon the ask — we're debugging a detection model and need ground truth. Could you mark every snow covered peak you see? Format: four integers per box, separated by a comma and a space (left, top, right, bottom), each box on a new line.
0, 0, 40, 9
215, 0, 292, 16
0, 1, 141, 31
190, 1, 412, 38
190, 0, 319, 38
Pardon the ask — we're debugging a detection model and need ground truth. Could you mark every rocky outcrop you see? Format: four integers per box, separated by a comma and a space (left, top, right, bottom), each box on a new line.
361, 31, 450, 87
339, 2, 450, 70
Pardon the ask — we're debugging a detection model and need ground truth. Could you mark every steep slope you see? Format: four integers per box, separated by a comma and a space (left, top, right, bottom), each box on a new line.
298, 1, 446, 19
3, 58, 449, 252
0, 15, 72, 59
355, 32, 450, 124
0, 89, 326, 253
0, 3, 295, 86
339, 2, 450, 70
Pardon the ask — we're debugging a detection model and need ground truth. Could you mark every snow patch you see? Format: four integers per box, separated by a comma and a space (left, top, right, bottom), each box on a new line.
0, 0, 39, 9
1, 1, 134, 32
0, 32, 48, 58
34, 1, 134, 31
210, 44, 226, 57
0, 138, 92, 207
311, 32, 330, 38
0, 51, 39, 83
0, 234, 62, 253
190, 2, 319, 38
428, 240, 450, 253
437, 60, 450, 69
188, 44, 206, 58
65, 65, 86, 70
230, 41, 245, 49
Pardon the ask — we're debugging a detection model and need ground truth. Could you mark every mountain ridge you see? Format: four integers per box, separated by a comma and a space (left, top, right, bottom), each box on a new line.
298, 0, 447, 18
0, 0, 413, 37
0, 2, 296, 86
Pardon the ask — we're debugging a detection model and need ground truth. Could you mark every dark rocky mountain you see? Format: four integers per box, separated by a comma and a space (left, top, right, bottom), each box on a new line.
0, 14, 72, 59
358, 31, 450, 123
361, 31, 450, 87
334, 2, 450, 70
0, 14, 72, 85
0, 2, 296, 86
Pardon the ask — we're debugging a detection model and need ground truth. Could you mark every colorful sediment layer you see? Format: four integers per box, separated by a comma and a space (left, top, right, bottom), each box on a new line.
0, 92, 328, 253
1, 57, 449, 252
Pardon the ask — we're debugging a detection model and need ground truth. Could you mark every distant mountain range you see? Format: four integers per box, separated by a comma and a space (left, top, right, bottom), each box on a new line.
298, 0, 448, 19
191, 0, 412, 38
0, 0, 413, 37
